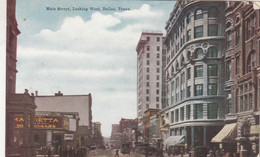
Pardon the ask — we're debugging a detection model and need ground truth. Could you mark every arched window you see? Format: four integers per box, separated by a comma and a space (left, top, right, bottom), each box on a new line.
181, 56, 185, 66
247, 51, 256, 73
187, 51, 191, 60
195, 9, 203, 20
236, 16, 240, 24
226, 22, 231, 29
194, 48, 204, 59
208, 7, 218, 18
208, 47, 218, 57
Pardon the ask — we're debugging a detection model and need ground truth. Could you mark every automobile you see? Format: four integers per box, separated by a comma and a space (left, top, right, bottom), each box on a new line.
90, 146, 97, 150
121, 142, 130, 155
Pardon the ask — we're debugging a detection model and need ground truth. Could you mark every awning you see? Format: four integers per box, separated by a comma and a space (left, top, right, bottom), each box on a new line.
211, 123, 237, 143
250, 125, 260, 135
163, 135, 185, 146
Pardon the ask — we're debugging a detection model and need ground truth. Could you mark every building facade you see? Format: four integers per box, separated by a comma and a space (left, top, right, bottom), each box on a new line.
110, 124, 121, 148
35, 92, 93, 149
136, 31, 163, 138
223, 1, 260, 156
92, 122, 104, 148
33, 111, 80, 156
163, 0, 226, 149
6, 0, 36, 156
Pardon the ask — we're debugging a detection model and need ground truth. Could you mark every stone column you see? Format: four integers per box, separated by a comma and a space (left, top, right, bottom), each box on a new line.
203, 126, 207, 146
191, 126, 195, 148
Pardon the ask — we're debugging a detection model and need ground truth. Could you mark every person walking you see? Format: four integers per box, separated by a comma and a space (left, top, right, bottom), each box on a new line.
115, 149, 119, 157
47, 147, 51, 157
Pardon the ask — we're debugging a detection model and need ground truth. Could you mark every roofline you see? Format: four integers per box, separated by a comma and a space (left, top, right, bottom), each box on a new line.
36, 93, 91, 97
136, 31, 163, 52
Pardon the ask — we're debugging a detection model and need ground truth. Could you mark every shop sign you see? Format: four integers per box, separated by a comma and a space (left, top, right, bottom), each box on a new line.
14, 116, 30, 128
34, 116, 63, 129
14, 115, 66, 129
53, 130, 65, 134
64, 134, 73, 140
250, 125, 260, 134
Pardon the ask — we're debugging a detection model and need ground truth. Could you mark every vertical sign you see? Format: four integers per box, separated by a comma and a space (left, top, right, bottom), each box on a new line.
46, 130, 52, 146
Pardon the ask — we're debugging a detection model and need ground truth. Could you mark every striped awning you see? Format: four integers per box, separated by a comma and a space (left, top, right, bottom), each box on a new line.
163, 135, 185, 146
211, 123, 237, 143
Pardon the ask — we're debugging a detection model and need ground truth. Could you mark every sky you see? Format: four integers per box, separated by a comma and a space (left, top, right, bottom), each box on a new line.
15, 0, 175, 137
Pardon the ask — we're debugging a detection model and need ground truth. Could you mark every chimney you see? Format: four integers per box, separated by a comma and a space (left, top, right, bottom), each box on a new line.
55, 91, 63, 96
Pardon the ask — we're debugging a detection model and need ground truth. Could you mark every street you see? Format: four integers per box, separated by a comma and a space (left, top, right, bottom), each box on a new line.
88, 148, 154, 157
87, 149, 190, 157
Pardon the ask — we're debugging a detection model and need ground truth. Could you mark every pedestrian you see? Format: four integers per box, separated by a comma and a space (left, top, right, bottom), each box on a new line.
115, 149, 119, 157
47, 146, 51, 157
145, 147, 149, 157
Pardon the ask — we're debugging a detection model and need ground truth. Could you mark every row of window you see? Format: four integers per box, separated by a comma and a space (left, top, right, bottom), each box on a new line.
168, 83, 218, 105
169, 6, 218, 37
146, 75, 161, 81
169, 24, 219, 61
226, 50, 256, 81
168, 46, 219, 71
146, 104, 160, 109
146, 60, 160, 66
147, 46, 161, 52
146, 67, 161, 73
147, 36, 161, 42
147, 53, 160, 59
167, 103, 219, 124
168, 64, 218, 80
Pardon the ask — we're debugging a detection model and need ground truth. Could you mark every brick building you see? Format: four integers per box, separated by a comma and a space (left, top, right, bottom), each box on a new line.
218, 1, 260, 156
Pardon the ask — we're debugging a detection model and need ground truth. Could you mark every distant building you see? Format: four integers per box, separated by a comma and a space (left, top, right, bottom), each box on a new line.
119, 118, 138, 145
144, 109, 160, 142
162, 0, 226, 149
110, 124, 121, 148
136, 31, 164, 138
92, 122, 104, 147
119, 118, 138, 133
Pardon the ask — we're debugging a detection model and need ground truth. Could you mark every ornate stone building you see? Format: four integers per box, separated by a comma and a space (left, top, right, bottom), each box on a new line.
162, 0, 226, 149
223, 1, 260, 156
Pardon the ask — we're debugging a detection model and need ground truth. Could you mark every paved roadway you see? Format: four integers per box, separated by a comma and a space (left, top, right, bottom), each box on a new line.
87, 149, 190, 157
88, 149, 151, 157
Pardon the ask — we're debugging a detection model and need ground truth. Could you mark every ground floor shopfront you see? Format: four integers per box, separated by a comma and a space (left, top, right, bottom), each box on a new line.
161, 121, 224, 154
212, 112, 260, 157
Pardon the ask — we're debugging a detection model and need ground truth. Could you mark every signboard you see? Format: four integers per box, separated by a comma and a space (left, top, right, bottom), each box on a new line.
13, 115, 31, 128
34, 116, 63, 129
64, 134, 74, 140
69, 119, 76, 131
13, 115, 67, 129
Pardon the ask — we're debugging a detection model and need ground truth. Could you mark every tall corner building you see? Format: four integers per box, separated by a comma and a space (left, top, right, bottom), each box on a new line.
136, 31, 164, 136
162, 0, 226, 148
